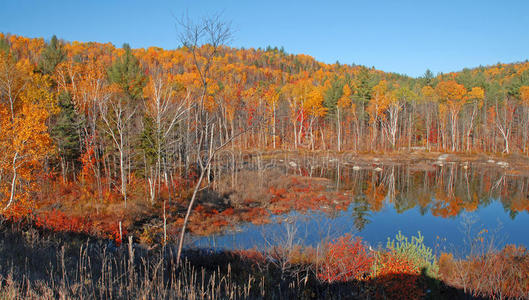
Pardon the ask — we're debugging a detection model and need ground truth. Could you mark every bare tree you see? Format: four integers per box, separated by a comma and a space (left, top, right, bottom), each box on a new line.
143, 66, 190, 204
98, 92, 136, 207
175, 14, 233, 265
495, 96, 516, 154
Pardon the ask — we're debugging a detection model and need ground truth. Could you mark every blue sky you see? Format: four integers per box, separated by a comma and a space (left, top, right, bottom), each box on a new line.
1, 0, 528, 77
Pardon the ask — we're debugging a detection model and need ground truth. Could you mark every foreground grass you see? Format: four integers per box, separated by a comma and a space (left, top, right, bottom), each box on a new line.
4, 222, 518, 299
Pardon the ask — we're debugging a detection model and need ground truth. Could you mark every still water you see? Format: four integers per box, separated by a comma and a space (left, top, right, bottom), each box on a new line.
194, 157, 529, 254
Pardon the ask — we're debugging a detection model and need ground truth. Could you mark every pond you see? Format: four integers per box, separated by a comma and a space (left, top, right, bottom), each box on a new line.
192, 154, 529, 254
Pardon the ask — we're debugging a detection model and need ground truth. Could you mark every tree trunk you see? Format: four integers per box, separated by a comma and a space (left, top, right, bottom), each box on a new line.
337, 107, 341, 151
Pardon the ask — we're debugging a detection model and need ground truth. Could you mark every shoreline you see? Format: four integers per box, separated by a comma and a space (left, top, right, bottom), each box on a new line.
232, 149, 529, 175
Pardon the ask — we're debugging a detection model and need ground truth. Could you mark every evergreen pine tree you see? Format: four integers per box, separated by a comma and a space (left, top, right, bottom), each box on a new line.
51, 92, 82, 175
0, 38, 9, 56
38, 35, 65, 75
108, 43, 146, 101
323, 76, 344, 120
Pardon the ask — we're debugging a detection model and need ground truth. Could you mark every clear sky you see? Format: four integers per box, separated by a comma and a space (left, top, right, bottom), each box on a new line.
1, 0, 528, 77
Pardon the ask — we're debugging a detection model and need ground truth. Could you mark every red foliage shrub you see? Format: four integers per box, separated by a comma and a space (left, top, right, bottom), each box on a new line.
222, 207, 235, 216
105, 222, 127, 245
318, 234, 373, 283
2, 201, 33, 222
34, 209, 127, 245
35, 209, 92, 234
373, 251, 424, 300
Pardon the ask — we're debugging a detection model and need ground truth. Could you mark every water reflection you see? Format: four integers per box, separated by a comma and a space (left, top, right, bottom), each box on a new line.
307, 162, 528, 224
197, 157, 529, 251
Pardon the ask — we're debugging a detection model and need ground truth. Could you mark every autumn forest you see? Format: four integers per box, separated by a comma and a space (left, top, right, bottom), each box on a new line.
1, 26, 529, 299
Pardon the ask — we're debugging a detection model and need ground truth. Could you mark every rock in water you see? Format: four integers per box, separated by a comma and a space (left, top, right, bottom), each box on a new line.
438, 154, 449, 161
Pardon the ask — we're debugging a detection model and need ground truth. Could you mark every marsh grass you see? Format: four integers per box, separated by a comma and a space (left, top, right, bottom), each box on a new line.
0, 223, 255, 299
0, 222, 354, 299
1, 220, 523, 299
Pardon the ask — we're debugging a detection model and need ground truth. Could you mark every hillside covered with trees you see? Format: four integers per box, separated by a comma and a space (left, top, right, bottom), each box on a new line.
2, 33, 529, 218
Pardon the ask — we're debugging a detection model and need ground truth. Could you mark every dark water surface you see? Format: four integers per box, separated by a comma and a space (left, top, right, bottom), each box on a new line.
194, 157, 529, 254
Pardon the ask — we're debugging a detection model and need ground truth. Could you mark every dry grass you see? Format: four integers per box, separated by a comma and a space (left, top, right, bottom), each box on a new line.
0, 223, 258, 299
0, 222, 335, 299
2, 221, 524, 299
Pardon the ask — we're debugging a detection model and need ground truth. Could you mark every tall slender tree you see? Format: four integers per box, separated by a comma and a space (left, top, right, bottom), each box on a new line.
100, 43, 146, 206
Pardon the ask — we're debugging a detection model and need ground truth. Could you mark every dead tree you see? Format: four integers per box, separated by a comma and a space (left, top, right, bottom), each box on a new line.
175, 14, 232, 265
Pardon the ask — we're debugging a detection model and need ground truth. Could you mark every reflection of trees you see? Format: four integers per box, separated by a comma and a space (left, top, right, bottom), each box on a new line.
320, 162, 529, 219
501, 178, 529, 217
385, 167, 396, 202
364, 173, 387, 212
262, 157, 529, 222
351, 196, 371, 231
431, 165, 462, 218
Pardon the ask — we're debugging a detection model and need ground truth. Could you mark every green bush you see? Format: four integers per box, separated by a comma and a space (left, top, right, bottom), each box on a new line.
386, 231, 439, 278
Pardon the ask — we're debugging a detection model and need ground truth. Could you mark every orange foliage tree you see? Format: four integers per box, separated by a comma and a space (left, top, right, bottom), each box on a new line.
0, 52, 55, 217
435, 81, 467, 151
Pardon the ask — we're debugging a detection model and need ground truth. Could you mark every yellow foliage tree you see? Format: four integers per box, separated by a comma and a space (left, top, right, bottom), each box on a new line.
520, 86, 529, 105
303, 85, 326, 149
435, 81, 467, 151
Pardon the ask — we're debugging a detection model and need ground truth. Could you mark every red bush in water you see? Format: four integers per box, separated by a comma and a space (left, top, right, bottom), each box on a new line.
318, 234, 374, 283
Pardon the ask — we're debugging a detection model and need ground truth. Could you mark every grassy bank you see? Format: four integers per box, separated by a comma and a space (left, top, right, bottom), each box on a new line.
1, 222, 527, 299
